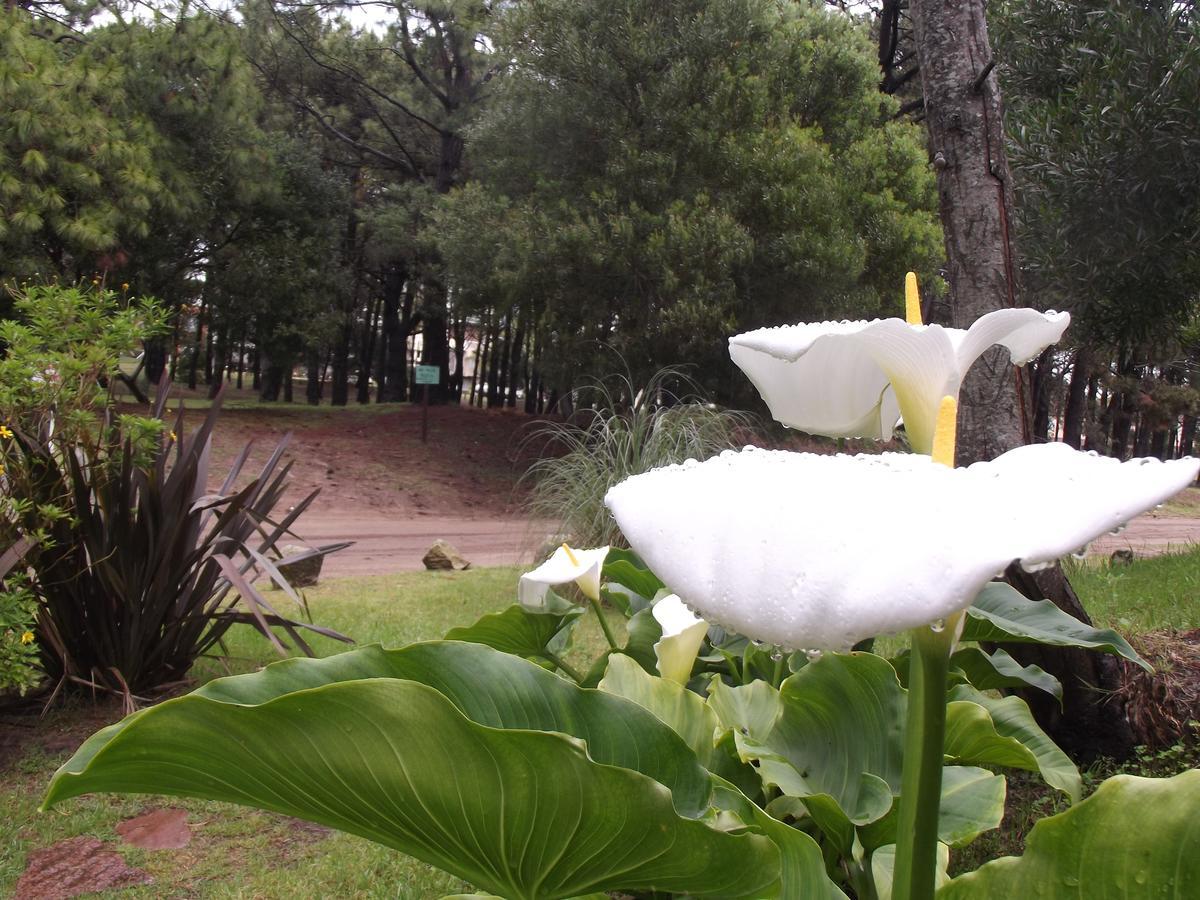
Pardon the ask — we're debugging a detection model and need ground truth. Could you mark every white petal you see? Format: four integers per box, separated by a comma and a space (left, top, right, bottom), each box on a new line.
653, 593, 705, 637
652, 594, 709, 684
953, 309, 1071, 373
729, 322, 896, 441
518, 544, 609, 606
966, 444, 1195, 567
729, 311, 1070, 454
604, 446, 1198, 651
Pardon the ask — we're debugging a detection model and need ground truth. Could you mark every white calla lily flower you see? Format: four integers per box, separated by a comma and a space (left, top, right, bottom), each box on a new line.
518, 543, 609, 608
651, 594, 709, 684
728, 308, 1070, 454
605, 445, 1198, 652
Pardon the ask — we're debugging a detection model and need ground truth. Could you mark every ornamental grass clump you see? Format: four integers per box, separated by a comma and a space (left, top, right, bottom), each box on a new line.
521, 366, 755, 548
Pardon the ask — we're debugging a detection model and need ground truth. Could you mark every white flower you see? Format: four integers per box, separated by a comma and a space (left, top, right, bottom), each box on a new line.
652, 594, 709, 684
518, 543, 609, 608
728, 309, 1070, 454
604, 445, 1198, 652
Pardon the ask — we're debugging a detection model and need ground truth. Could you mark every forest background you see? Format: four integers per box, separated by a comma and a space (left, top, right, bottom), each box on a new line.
2, 0, 1198, 459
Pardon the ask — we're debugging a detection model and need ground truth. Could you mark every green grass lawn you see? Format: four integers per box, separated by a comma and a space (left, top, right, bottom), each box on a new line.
1067, 549, 1200, 633
3, 550, 1197, 897
1, 566, 624, 899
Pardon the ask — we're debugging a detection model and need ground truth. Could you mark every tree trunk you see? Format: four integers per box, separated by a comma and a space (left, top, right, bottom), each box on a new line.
187, 298, 206, 391
143, 337, 168, 385
260, 356, 285, 402
330, 322, 351, 407
1001, 565, 1136, 761
378, 267, 411, 403
451, 316, 466, 403
306, 349, 323, 406
357, 294, 382, 404
507, 312, 526, 409
1061, 347, 1091, 449
420, 283, 451, 404
1030, 347, 1054, 442
911, 0, 1026, 465
911, 0, 1134, 761
236, 331, 246, 391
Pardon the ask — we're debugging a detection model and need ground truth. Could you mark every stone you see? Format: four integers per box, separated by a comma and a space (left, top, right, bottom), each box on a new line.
116, 808, 192, 850
276, 544, 324, 588
14, 837, 152, 899
1110, 548, 1137, 566
422, 539, 471, 571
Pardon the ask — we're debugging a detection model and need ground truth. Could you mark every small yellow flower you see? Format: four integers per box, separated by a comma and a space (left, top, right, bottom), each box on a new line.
0, 425, 11, 439
20, 631, 34, 645
121, 282, 130, 292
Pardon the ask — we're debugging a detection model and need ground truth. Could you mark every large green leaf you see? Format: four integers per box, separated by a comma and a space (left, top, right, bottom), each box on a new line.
188, 642, 713, 816
948, 686, 1081, 802
445, 595, 583, 662
860, 767, 1006, 851
601, 547, 664, 602
599, 654, 718, 765
44, 677, 777, 899
710, 777, 849, 900
712, 653, 904, 850
938, 771, 1200, 899
950, 647, 1063, 703
873, 842, 950, 900
963, 583, 1148, 669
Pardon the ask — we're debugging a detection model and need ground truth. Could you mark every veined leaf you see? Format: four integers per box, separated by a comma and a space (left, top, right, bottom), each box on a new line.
44, 677, 778, 899
192, 641, 713, 816
948, 686, 1081, 802
963, 582, 1148, 670
950, 646, 1063, 703
601, 547, 665, 601
444, 597, 583, 662
938, 772, 1200, 898
860, 766, 1006, 851
873, 842, 951, 900
712, 653, 905, 847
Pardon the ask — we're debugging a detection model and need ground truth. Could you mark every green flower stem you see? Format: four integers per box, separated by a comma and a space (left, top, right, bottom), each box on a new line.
892, 619, 957, 900
540, 650, 584, 683
588, 595, 620, 650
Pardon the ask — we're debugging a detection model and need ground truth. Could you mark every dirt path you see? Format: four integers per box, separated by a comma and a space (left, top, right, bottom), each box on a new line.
304, 512, 558, 577
1090, 513, 1200, 559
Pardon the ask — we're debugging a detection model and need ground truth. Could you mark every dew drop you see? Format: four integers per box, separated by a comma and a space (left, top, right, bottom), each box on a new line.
805, 648, 823, 662
770, 649, 784, 662
929, 618, 945, 633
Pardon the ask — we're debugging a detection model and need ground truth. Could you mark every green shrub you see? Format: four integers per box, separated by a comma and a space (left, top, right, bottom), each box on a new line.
522, 367, 755, 548
0, 283, 347, 703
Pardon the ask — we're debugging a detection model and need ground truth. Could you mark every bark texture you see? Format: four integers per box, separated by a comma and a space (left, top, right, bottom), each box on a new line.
911, 0, 1026, 464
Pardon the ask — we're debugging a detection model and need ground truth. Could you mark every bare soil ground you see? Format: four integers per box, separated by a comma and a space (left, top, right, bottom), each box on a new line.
174, 394, 562, 575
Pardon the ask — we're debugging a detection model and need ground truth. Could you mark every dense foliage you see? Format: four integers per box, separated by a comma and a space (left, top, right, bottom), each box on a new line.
0, 285, 346, 701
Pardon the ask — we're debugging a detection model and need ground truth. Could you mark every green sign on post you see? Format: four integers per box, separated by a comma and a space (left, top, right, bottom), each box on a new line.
414, 365, 439, 443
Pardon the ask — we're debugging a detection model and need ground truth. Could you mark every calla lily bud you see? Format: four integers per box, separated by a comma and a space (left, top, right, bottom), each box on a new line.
652, 594, 709, 684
